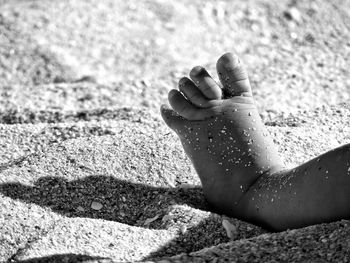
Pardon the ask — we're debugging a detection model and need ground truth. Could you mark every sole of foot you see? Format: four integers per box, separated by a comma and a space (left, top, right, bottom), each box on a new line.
161, 52, 284, 218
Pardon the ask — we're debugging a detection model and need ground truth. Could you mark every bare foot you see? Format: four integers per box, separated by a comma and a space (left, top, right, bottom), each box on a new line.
161, 53, 285, 217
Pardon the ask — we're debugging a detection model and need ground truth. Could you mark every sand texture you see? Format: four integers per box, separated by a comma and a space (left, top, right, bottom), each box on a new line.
0, 0, 350, 262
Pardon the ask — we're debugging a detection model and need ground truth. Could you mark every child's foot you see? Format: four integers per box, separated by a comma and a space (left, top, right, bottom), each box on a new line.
161, 53, 285, 217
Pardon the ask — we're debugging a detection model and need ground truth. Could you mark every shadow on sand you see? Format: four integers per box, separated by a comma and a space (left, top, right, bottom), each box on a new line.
13, 253, 113, 263
0, 175, 206, 229
0, 175, 233, 260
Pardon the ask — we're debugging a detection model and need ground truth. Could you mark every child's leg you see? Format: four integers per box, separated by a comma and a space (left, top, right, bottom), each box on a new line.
239, 144, 350, 231
161, 52, 350, 231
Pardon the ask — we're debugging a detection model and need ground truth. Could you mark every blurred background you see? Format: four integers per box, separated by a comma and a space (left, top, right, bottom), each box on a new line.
0, 0, 349, 119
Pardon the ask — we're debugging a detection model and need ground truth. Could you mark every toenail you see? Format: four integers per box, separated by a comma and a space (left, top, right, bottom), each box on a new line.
179, 77, 190, 86
190, 66, 204, 76
219, 53, 240, 70
168, 89, 178, 99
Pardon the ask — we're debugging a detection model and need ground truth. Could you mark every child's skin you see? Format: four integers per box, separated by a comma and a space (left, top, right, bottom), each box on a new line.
161, 52, 350, 231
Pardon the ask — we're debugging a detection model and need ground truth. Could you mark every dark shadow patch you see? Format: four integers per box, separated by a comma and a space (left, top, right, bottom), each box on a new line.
143, 214, 232, 260
0, 175, 266, 260
0, 107, 155, 124
0, 175, 206, 230
13, 253, 113, 263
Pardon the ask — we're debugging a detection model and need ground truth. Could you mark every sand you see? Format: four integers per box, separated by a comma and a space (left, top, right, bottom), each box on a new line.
0, 0, 350, 262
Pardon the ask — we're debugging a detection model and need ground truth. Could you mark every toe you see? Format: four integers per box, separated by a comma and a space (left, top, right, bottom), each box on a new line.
216, 52, 252, 98
179, 77, 220, 108
189, 66, 222, 100
160, 104, 222, 136
160, 104, 187, 132
167, 89, 202, 120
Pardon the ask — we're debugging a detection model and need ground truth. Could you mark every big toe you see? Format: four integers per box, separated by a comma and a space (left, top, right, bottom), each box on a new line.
216, 52, 252, 98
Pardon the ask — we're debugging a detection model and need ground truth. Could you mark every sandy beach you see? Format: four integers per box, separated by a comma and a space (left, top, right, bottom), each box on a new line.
1, 0, 350, 262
